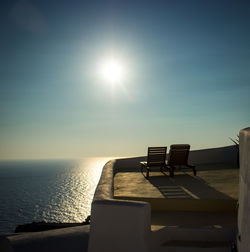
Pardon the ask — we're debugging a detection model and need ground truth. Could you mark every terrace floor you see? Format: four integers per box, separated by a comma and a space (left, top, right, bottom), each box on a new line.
114, 163, 239, 229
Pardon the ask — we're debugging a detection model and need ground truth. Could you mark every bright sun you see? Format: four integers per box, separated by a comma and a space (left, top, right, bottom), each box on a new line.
98, 58, 125, 85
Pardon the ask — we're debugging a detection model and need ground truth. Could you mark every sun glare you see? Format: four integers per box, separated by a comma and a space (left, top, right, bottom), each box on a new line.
98, 58, 125, 85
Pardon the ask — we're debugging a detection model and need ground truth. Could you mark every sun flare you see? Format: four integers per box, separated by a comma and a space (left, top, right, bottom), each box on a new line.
98, 58, 125, 85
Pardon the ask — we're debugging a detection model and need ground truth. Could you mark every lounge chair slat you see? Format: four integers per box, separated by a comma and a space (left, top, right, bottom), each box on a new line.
140, 146, 167, 178
166, 144, 196, 177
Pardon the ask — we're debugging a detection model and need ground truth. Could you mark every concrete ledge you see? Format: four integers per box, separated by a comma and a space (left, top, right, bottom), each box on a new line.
151, 211, 236, 230
153, 226, 235, 242
150, 226, 236, 252
0, 225, 90, 252
114, 196, 237, 212
92, 160, 115, 201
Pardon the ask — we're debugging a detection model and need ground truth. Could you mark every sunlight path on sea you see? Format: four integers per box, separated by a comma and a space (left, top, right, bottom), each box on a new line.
0, 157, 115, 234
38, 157, 114, 223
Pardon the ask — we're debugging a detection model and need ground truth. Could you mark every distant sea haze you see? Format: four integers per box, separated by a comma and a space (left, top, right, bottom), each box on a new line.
0, 157, 111, 234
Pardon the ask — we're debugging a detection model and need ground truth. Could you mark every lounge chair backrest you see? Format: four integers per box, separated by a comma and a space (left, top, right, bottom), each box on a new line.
147, 147, 167, 166
167, 144, 190, 166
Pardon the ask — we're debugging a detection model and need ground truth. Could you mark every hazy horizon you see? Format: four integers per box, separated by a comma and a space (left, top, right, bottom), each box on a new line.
0, 145, 237, 160
1, 0, 250, 159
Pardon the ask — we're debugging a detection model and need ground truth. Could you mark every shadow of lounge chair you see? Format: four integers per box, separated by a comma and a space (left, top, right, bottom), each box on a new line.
166, 144, 196, 177
140, 147, 167, 178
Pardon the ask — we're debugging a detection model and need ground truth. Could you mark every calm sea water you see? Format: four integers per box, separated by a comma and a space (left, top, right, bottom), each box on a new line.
0, 157, 112, 234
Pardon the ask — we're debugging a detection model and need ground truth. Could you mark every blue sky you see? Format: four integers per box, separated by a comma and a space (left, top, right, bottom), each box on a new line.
0, 0, 250, 159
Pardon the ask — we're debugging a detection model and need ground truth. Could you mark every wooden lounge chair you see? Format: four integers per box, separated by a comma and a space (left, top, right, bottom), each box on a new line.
140, 147, 167, 178
166, 144, 196, 177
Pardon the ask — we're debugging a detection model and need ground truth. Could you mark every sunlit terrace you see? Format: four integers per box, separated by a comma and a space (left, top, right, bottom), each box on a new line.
114, 162, 238, 230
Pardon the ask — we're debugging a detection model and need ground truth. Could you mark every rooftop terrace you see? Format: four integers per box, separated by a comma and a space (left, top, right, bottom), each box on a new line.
114, 163, 238, 231
114, 163, 238, 200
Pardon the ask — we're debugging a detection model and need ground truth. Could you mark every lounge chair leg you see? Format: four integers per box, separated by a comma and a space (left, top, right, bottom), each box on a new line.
140, 164, 143, 173
193, 169, 197, 176
170, 168, 174, 177
161, 166, 166, 173
146, 169, 149, 179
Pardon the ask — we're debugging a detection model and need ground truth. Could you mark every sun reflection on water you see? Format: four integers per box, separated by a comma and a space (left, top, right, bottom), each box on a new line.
0, 157, 117, 233
45, 157, 115, 223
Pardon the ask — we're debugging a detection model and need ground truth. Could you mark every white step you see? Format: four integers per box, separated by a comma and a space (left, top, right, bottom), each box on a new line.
159, 240, 233, 252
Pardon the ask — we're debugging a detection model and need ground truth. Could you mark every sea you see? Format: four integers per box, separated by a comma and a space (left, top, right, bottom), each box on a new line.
0, 157, 113, 235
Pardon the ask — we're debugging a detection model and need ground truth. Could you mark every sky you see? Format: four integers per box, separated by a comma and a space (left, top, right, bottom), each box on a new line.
0, 0, 250, 159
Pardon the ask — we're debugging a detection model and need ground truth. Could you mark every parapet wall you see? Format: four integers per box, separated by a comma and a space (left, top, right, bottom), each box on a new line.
237, 127, 250, 252
91, 160, 115, 201
188, 145, 237, 165
88, 160, 151, 252
113, 145, 237, 173
0, 225, 90, 252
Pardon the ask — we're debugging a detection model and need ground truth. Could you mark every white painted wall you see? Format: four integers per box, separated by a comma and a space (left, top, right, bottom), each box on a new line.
0, 225, 90, 252
237, 127, 250, 251
188, 145, 237, 165
114, 146, 237, 173
88, 159, 151, 252
88, 200, 151, 252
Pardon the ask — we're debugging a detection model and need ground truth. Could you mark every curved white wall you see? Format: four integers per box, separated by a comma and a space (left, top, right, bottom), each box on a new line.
88, 160, 151, 252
